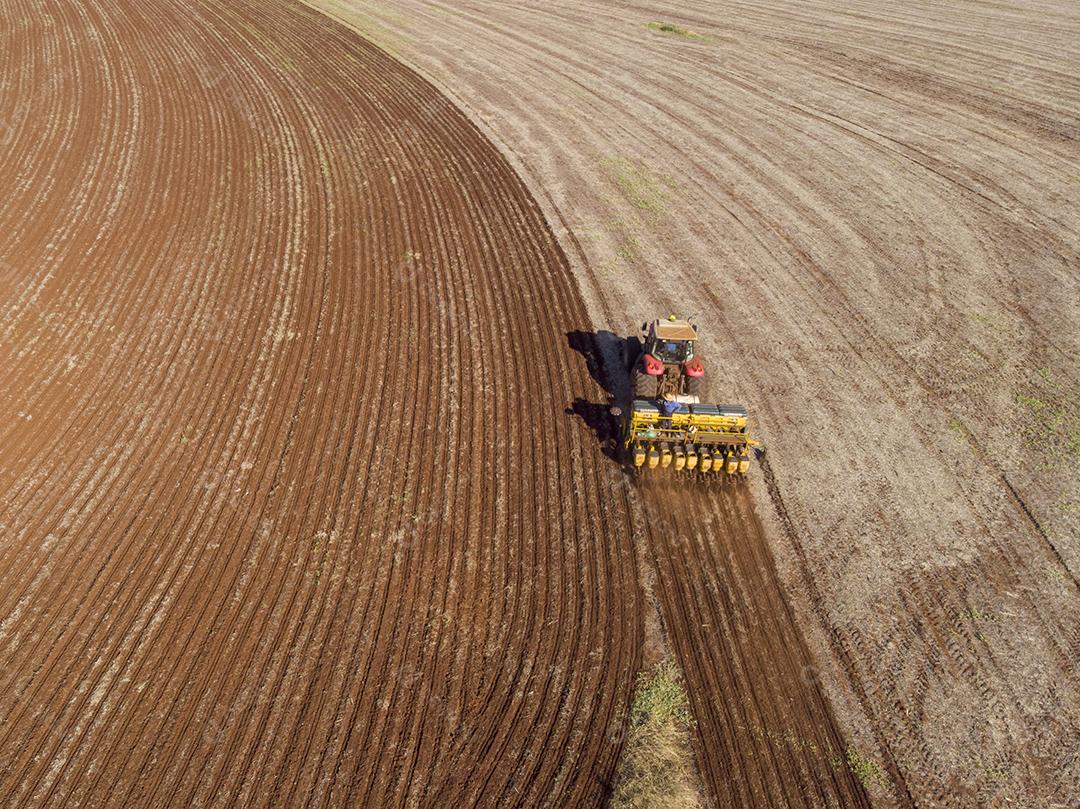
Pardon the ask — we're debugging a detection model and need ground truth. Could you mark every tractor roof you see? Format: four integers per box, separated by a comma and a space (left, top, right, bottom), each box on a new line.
653, 319, 697, 341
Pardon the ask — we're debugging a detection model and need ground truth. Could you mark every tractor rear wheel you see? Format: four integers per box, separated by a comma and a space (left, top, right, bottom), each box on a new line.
632, 369, 653, 399
684, 374, 705, 399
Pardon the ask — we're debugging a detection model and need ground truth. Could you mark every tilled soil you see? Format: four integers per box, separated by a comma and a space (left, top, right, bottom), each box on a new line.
0, 1, 653, 806
4, 0, 1078, 806
577, 329, 871, 808
638, 480, 870, 808
304, 1, 1080, 805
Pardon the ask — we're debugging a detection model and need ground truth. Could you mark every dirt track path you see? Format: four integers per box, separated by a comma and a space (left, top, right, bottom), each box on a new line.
0, 1, 644, 805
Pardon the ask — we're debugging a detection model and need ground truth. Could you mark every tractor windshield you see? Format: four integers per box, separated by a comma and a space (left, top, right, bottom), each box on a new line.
653, 340, 691, 362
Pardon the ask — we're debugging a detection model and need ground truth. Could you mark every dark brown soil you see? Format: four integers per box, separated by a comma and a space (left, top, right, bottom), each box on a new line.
0, 1, 645, 805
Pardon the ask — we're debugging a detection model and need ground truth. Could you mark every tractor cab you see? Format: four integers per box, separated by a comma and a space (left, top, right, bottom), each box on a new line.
631, 317, 706, 401
644, 318, 698, 361
641, 318, 703, 378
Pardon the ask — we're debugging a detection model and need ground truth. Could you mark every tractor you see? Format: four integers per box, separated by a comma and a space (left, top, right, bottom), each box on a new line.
628, 316, 705, 402
617, 315, 763, 476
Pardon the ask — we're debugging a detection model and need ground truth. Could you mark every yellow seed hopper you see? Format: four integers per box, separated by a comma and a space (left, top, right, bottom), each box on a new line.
624, 400, 762, 476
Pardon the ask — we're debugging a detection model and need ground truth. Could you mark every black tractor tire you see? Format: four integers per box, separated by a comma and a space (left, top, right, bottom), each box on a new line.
624, 336, 642, 372
684, 374, 706, 399
632, 368, 653, 399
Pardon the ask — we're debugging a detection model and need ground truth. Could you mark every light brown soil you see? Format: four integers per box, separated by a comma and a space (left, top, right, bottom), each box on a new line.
0, 1, 651, 806
303, 1, 1080, 806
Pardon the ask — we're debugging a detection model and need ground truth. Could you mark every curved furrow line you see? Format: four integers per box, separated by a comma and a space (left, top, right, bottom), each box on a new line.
0, 0, 641, 806
0, 9, 263, 656
132, 12, 357, 806
315, 63, 475, 807
244, 122, 390, 809
9, 77, 308, 809
308, 39, 600, 803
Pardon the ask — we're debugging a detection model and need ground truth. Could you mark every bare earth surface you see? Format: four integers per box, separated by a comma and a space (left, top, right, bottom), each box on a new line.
305, 1, 1080, 806
0, 1, 654, 805
2, 0, 1078, 806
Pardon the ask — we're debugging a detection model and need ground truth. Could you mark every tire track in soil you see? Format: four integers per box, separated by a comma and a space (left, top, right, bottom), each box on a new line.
630, 474, 872, 808
0, 0, 641, 806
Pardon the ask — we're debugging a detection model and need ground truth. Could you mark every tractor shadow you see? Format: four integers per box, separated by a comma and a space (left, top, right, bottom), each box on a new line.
565, 329, 631, 464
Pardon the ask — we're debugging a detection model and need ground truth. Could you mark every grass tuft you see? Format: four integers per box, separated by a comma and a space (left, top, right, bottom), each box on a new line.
610, 660, 701, 809
845, 747, 885, 788
1015, 367, 1080, 465
601, 156, 671, 216
948, 417, 966, 441
645, 21, 707, 41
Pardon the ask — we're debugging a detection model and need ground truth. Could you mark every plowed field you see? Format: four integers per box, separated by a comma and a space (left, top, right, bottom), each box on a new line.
0, 1, 648, 805
306, 1, 1080, 806
638, 481, 869, 808
5, 0, 1079, 807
